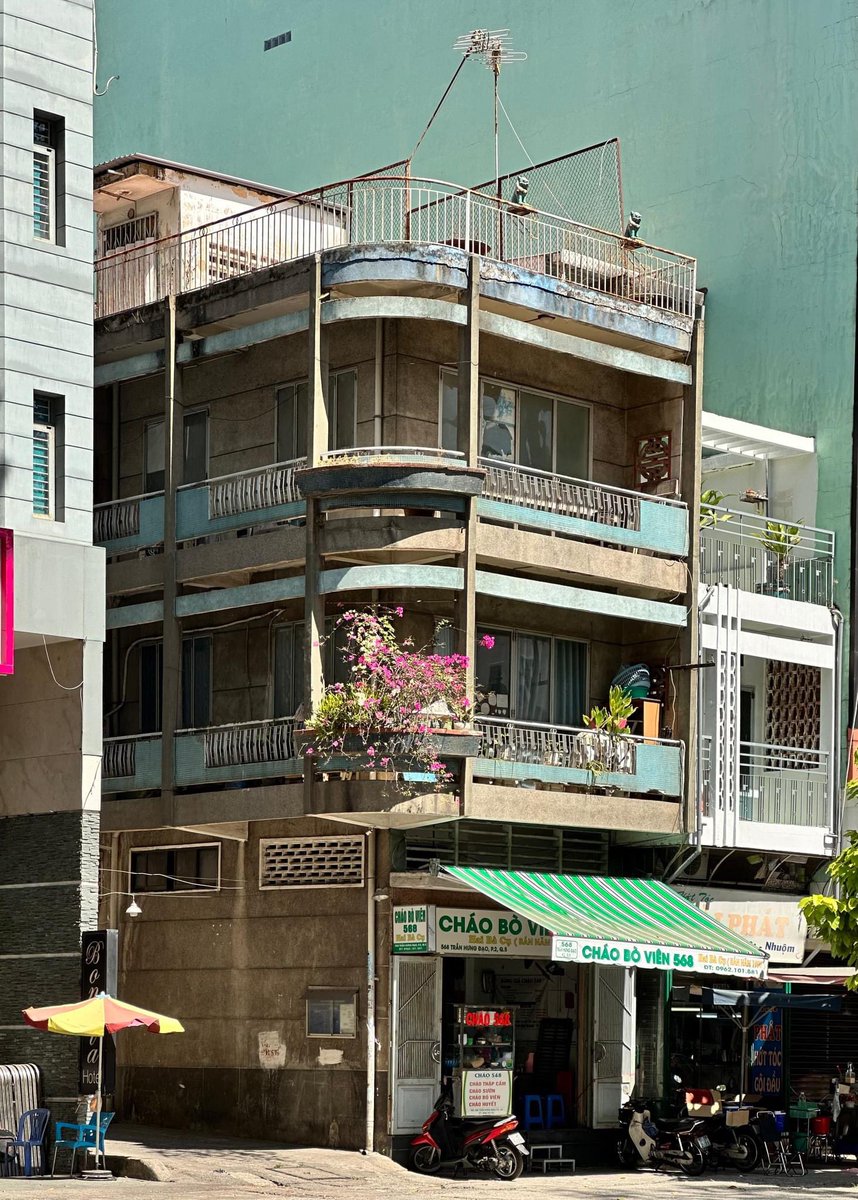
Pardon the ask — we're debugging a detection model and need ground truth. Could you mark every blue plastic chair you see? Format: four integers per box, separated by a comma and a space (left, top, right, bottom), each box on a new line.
51, 1110, 115, 1177
521, 1094, 544, 1131
2, 1108, 50, 1177
545, 1093, 566, 1129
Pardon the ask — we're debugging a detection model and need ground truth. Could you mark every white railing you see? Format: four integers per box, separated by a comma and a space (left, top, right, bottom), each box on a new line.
738, 740, 830, 827
700, 508, 835, 606
191, 718, 299, 769
321, 445, 465, 465
103, 733, 159, 779
479, 458, 681, 529
700, 733, 712, 817
95, 175, 697, 320
475, 716, 638, 774
94, 492, 155, 542
199, 457, 307, 519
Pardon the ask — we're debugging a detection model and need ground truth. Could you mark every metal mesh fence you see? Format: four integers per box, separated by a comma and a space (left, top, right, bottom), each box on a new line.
468, 139, 625, 233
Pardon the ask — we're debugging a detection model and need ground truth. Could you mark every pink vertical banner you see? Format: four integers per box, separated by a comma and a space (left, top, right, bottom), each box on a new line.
0, 529, 13, 675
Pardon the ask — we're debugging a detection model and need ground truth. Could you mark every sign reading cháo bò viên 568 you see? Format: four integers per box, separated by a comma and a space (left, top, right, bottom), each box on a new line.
550, 936, 766, 979
435, 908, 553, 957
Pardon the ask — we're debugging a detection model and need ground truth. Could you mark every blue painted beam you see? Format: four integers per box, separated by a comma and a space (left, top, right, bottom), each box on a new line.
475, 569, 686, 626
106, 600, 165, 629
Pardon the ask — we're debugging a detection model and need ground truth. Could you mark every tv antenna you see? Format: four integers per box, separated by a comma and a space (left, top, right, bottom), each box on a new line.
454, 29, 527, 199
409, 28, 526, 198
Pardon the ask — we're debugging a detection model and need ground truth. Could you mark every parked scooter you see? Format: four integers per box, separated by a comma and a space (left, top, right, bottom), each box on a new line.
617, 1085, 708, 1175
684, 1086, 759, 1172
409, 1080, 528, 1180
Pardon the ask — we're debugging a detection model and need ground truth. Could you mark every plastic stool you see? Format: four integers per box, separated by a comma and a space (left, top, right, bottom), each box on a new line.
545, 1094, 565, 1130
521, 1095, 544, 1131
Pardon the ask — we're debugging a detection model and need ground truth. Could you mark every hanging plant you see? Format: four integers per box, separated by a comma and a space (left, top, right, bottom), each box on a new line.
301, 608, 476, 788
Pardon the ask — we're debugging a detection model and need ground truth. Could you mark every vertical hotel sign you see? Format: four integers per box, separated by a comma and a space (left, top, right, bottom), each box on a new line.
0, 529, 13, 675
78, 930, 118, 1094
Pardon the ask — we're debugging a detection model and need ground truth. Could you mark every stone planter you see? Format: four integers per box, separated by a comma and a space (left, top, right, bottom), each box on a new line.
295, 727, 482, 761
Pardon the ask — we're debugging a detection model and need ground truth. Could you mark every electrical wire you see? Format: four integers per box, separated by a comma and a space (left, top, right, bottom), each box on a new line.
42, 634, 84, 691
496, 91, 570, 219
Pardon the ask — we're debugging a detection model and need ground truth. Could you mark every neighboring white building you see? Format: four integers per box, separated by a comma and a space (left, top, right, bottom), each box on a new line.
0, 0, 104, 1114
697, 412, 840, 862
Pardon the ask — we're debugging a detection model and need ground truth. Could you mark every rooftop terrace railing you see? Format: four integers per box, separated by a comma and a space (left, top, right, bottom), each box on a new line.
94, 175, 697, 320
700, 508, 835, 606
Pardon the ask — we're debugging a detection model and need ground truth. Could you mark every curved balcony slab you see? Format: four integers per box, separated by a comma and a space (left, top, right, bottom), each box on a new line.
296, 460, 484, 502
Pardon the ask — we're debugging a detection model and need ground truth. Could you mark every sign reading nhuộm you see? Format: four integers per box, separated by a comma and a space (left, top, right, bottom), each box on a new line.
550, 935, 767, 979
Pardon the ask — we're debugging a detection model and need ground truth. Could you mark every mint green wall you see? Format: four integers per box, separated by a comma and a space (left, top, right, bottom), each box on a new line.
95, 0, 857, 615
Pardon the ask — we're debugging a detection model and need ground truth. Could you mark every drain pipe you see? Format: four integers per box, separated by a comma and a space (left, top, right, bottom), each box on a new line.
365, 828, 376, 1153
374, 320, 383, 447
665, 604, 706, 885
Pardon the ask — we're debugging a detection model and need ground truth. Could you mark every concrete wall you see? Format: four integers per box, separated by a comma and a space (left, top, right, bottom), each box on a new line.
110, 819, 386, 1148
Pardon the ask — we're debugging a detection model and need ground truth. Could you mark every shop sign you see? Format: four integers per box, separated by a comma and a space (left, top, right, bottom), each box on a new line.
392, 904, 434, 954
435, 908, 552, 957
750, 1009, 783, 1096
550, 936, 767, 979
461, 1069, 512, 1118
676, 887, 807, 964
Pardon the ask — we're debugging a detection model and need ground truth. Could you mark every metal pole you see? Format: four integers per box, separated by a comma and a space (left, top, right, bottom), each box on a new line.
96, 1034, 103, 1168
365, 830, 376, 1153
740, 1001, 749, 1099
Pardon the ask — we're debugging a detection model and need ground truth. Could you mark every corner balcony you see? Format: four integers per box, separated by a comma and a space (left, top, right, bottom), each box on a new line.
174, 718, 302, 787
700, 509, 834, 606
94, 174, 696, 324
95, 448, 688, 568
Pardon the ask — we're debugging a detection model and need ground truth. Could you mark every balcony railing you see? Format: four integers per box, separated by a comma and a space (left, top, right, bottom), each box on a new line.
176, 458, 306, 540
94, 491, 164, 553
474, 717, 683, 797
700, 509, 835, 606
479, 458, 688, 556
701, 733, 712, 817
102, 734, 162, 793
738, 741, 830, 827
322, 446, 465, 466
94, 174, 697, 321
174, 718, 302, 787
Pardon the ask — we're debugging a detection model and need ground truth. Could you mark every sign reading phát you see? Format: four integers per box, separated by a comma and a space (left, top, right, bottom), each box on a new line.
435, 908, 552, 957
392, 905, 434, 954
676, 887, 807, 964
461, 1069, 512, 1118
550, 936, 767, 979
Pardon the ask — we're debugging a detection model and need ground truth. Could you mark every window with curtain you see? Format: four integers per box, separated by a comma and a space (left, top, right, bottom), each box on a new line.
439, 371, 590, 477
476, 627, 588, 725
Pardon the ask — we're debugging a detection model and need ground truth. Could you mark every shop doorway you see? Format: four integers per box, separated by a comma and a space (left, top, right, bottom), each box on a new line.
591, 966, 636, 1128
391, 956, 442, 1134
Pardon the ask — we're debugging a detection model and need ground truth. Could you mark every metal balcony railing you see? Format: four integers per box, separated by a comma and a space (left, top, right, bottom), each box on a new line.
700, 733, 712, 817
321, 446, 465, 465
700, 508, 835, 606
195, 457, 306, 520
94, 174, 697, 320
186, 718, 300, 769
476, 717, 638, 774
738, 740, 830, 827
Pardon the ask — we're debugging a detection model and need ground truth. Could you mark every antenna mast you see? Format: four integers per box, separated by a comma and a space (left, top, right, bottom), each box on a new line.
453, 29, 526, 198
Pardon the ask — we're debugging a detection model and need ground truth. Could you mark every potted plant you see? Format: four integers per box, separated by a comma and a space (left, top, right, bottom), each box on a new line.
757, 519, 803, 597
298, 608, 479, 791
699, 488, 732, 529
580, 685, 635, 782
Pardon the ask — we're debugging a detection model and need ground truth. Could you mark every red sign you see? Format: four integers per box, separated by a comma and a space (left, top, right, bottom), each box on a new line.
465, 1010, 512, 1028
0, 529, 13, 676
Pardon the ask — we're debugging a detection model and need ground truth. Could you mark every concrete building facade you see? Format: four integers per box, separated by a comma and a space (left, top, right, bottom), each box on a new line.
0, 0, 104, 1111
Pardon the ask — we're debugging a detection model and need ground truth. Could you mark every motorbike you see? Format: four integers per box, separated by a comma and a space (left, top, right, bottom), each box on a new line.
683, 1087, 759, 1172
617, 1094, 708, 1175
409, 1081, 528, 1180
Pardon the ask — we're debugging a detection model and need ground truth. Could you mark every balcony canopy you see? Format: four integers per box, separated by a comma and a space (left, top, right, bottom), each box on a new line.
443, 867, 767, 979
702, 412, 815, 461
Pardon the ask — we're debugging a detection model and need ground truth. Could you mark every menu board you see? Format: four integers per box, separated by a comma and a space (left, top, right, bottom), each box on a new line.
461, 1069, 512, 1118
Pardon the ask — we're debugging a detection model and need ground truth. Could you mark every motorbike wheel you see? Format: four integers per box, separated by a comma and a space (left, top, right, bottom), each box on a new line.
679, 1141, 707, 1177
732, 1132, 760, 1173
409, 1145, 442, 1174
617, 1137, 640, 1168
491, 1145, 524, 1181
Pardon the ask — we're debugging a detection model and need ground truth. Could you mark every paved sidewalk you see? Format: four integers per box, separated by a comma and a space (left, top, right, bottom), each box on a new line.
2, 1125, 858, 1198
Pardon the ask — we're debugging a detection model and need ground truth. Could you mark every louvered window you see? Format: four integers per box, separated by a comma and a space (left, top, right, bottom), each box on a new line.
33, 117, 56, 242
259, 836, 365, 889
33, 395, 54, 518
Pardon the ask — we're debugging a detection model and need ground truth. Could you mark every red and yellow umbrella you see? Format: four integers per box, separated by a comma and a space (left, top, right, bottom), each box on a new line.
23, 994, 183, 1169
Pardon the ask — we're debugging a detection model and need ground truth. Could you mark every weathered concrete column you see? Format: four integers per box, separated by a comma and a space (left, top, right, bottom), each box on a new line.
303, 258, 329, 810
678, 312, 705, 835
160, 294, 183, 819
457, 257, 480, 802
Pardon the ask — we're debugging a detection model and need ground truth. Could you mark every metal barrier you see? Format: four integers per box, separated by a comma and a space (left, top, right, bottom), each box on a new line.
0, 1064, 42, 1168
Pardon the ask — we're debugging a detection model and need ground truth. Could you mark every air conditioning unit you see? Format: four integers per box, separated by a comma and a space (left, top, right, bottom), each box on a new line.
680, 851, 710, 882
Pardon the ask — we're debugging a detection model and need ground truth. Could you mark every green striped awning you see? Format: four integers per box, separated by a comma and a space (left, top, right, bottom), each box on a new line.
443, 867, 768, 980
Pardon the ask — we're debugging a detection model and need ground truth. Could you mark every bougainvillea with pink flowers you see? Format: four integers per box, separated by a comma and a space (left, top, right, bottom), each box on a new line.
304, 608, 472, 785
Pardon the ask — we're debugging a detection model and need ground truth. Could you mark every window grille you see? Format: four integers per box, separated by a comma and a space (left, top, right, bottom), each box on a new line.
100, 213, 158, 254
260, 836, 365, 889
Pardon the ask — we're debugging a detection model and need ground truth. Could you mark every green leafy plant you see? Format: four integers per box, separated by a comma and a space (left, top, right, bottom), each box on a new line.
583, 685, 635, 737
757, 519, 803, 591
800, 828, 858, 990
700, 488, 732, 529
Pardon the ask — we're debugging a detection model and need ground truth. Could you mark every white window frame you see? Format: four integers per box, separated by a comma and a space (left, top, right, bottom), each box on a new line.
128, 841, 222, 895
32, 421, 55, 519
305, 988, 359, 1039
437, 368, 593, 478
33, 143, 55, 243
